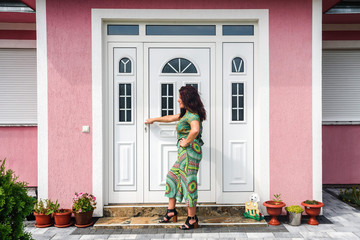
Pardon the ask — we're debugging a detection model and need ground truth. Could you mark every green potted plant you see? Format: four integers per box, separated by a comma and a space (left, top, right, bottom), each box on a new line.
285, 205, 304, 226
301, 200, 324, 225
263, 193, 286, 225
72, 192, 97, 227
34, 199, 54, 227
52, 199, 73, 228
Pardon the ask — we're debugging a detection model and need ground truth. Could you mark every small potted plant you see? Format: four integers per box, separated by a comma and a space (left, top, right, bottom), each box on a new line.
301, 200, 324, 225
72, 192, 97, 227
263, 193, 286, 225
52, 200, 73, 228
285, 205, 304, 226
33, 199, 54, 228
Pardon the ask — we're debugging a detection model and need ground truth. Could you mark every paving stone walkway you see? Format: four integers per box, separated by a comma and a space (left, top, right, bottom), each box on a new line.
25, 188, 360, 239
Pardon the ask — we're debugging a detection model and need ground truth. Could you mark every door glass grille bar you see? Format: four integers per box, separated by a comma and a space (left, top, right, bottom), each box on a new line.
231, 83, 244, 121
119, 83, 132, 122
161, 83, 174, 116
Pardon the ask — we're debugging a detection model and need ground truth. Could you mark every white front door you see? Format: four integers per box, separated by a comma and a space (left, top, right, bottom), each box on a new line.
108, 42, 254, 204
145, 46, 213, 202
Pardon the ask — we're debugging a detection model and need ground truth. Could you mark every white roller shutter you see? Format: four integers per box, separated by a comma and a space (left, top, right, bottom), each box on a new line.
323, 50, 360, 122
0, 49, 37, 124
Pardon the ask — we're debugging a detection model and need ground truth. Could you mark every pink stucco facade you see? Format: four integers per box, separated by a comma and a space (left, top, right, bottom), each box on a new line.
0, 127, 37, 186
45, 0, 314, 209
323, 126, 360, 184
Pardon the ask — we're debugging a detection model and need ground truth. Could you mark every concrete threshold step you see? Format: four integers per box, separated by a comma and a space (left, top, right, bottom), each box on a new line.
104, 204, 246, 218
94, 216, 267, 229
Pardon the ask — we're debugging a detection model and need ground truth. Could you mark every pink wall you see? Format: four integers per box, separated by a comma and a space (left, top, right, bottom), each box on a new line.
323, 126, 360, 184
46, 0, 313, 209
0, 127, 37, 186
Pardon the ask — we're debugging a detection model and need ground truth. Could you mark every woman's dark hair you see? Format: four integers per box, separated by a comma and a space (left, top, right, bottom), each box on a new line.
179, 86, 206, 122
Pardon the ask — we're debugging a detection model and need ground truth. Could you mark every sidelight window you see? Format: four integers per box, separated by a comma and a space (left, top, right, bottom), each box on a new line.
119, 83, 132, 122
161, 84, 174, 116
231, 83, 244, 121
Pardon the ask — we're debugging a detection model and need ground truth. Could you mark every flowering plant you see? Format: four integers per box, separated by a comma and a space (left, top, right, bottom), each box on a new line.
72, 192, 96, 213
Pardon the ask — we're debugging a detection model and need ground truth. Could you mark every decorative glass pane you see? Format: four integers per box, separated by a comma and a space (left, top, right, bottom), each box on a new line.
223, 25, 254, 36
238, 97, 244, 108
161, 98, 167, 109
161, 84, 174, 116
232, 57, 245, 73
146, 25, 216, 35
119, 97, 125, 108
120, 111, 125, 122
107, 25, 139, 35
119, 58, 132, 73
120, 84, 125, 95
162, 58, 198, 74
232, 109, 237, 121
119, 83, 132, 123
231, 83, 244, 121
186, 84, 198, 91
161, 84, 167, 96
126, 110, 131, 122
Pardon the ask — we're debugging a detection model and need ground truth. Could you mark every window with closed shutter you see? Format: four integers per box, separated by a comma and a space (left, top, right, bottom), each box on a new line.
0, 49, 37, 125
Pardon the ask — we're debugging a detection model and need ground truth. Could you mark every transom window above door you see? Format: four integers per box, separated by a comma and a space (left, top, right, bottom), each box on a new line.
162, 58, 198, 74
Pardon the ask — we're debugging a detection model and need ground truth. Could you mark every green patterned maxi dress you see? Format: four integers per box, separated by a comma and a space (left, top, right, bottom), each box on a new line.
164, 111, 203, 207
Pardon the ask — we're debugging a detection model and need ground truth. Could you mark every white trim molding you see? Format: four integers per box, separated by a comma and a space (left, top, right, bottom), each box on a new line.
0, 39, 36, 48
323, 40, 360, 49
92, 9, 270, 217
36, 0, 48, 200
312, 0, 322, 203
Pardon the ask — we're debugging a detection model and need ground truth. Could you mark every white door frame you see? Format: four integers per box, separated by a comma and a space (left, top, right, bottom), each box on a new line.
92, 9, 270, 217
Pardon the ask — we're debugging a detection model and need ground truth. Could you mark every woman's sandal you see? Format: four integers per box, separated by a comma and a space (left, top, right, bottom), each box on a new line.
159, 208, 178, 223
180, 215, 199, 230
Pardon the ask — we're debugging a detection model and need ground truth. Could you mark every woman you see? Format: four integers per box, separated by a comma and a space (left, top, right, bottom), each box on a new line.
145, 86, 206, 230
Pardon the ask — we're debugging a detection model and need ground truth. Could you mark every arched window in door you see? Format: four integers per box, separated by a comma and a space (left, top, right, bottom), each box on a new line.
162, 58, 198, 74
119, 57, 132, 73
232, 57, 245, 73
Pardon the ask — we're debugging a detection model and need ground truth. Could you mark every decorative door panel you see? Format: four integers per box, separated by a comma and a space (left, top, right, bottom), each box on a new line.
223, 43, 254, 192
109, 47, 139, 203
148, 48, 211, 200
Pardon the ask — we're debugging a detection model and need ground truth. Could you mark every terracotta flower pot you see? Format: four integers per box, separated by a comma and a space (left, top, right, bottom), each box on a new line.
263, 201, 286, 226
34, 212, 52, 227
301, 201, 324, 225
54, 209, 72, 227
74, 210, 93, 227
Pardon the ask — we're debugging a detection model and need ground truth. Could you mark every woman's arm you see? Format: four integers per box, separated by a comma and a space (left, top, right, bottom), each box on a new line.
180, 120, 200, 147
145, 114, 180, 124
